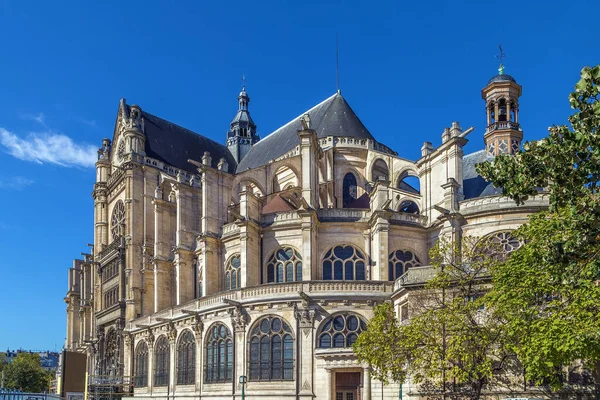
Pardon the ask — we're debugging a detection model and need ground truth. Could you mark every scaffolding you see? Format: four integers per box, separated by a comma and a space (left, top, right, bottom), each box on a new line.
85, 376, 132, 400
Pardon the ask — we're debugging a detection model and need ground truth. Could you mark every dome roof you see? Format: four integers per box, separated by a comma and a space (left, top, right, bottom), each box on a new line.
487, 74, 517, 85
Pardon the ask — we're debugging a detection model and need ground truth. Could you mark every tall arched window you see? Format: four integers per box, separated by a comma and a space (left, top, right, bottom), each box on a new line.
225, 255, 241, 290
176, 330, 196, 385
389, 250, 421, 281
134, 341, 148, 387
249, 316, 294, 381
205, 324, 233, 383
100, 329, 118, 376
111, 200, 126, 240
342, 173, 358, 207
154, 336, 170, 387
318, 314, 367, 348
266, 247, 302, 283
322, 245, 366, 281
398, 200, 420, 214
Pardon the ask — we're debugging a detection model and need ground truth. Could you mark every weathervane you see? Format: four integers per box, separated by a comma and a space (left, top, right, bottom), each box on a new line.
495, 45, 507, 75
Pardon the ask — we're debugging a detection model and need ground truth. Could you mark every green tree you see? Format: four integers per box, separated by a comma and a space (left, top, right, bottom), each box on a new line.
3, 353, 50, 392
354, 238, 516, 399
476, 65, 600, 387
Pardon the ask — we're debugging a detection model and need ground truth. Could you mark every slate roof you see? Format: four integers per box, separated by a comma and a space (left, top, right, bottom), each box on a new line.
462, 150, 501, 199
487, 74, 517, 85
236, 92, 395, 172
133, 106, 237, 174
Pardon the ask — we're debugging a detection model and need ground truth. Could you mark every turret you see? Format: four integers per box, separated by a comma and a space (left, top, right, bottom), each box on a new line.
226, 84, 259, 163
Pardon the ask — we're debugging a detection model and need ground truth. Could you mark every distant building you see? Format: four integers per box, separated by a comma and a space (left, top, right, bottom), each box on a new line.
3, 349, 60, 371
64, 64, 548, 400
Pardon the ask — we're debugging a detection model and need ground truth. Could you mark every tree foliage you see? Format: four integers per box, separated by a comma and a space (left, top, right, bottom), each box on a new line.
354, 238, 516, 399
476, 65, 600, 387
2, 353, 51, 392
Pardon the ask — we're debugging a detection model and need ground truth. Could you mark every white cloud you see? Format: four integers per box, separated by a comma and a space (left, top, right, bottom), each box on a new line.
21, 112, 48, 128
0, 176, 34, 190
0, 128, 97, 168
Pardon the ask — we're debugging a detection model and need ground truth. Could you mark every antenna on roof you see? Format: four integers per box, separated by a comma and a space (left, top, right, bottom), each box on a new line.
336, 33, 340, 94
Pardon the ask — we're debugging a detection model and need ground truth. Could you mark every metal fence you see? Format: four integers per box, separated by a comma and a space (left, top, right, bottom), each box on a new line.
0, 390, 62, 400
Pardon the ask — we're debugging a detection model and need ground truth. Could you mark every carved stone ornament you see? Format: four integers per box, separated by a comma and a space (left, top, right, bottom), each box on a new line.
146, 330, 155, 348
294, 304, 316, 327
302, 379, 311, 390
229, 306, 249, 331
192, 316, 204, 335
123, 333, 132, 347
168, 324, 178, 343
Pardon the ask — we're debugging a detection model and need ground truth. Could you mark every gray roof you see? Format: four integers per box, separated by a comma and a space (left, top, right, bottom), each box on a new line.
462, 150, 501, 199
487, 74, 517, 85
236, 92, 395, 172
139, 108, 237, 174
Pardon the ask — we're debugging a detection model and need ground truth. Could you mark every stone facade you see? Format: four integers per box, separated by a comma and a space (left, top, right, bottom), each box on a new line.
64, 70, 547, 400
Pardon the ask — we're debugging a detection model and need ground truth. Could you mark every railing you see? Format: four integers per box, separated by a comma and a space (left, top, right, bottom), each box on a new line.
485, 121, 520, 133
394, 265, 436, 291
389, 212, 427, 225
317, 208, 369, 221
221, 222, 240, 237
260, 211, 301, 226
0, 390, 62, 400
97, 238, 123, 261
131, 281, 394, 329
459, 193, 549, 213
317, 136, 398, 156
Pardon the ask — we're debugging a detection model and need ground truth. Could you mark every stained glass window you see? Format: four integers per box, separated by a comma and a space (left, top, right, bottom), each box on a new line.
154, 336, 170, 387
343, 173, 358, 207
134, 341, 148, 387
225, 255, 241, 290
322, 246, 366, 281
176, 330, 195, 385
318, 314, 367, 348
266, 247, 302, 283
111, 201, 126, 240
248, 316, 293, 381
205, 324, 233, 383
388, 250, 421, 281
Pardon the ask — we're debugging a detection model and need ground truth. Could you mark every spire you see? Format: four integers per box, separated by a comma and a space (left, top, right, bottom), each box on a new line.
226, 78, 259, 163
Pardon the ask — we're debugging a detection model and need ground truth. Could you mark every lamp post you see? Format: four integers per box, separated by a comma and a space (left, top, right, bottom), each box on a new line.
239, 375, 247, 400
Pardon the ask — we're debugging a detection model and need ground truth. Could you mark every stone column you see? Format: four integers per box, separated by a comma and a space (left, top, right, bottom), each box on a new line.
295, 305, 316, 399
239, 188, 261, 288
123, 334, 133, 380
147, 332, 155, 393
298, 127, 319, 208
325, 368, 333, 400
193, 320, 204, 392
168, 326, 177, 392
153, 260, 173, 313
362, 367, 371, 400
230, 307, 248, 396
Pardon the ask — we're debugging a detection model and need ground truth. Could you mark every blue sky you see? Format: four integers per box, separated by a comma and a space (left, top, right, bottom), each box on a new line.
0, 0, 598, 351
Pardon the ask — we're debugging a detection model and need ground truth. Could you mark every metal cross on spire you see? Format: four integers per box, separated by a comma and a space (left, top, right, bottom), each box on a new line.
495, 45, 507, 74
242, 74, 246, 91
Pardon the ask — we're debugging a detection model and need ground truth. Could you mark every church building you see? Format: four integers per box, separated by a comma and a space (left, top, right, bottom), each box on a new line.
63, 65, 548, 400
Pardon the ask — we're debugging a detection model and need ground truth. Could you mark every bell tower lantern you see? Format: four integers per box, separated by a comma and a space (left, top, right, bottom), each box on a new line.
481, 62, 523, 156
226, 81, 259, 163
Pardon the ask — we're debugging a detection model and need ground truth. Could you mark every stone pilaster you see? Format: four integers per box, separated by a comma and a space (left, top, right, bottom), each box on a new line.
168, 325, 177, 392
230, 306, 248, 396
294, 304, 316, 398
192, 318, 204, 392
239, 187, 261, 287
298, 125, 319, 208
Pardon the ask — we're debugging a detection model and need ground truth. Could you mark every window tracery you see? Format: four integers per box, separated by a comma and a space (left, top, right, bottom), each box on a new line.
266, 247, 302, 283
154, 336, 170, 387
322, 245, 366, 281
111, 201, 126, 240
176, 330, 195, 385
388, 250, 421, 281
134, 341, 148, 387
205, 323, 233, 383
248, 316, 293, 381
225, 255, 241, 290
318, 314, 367, 348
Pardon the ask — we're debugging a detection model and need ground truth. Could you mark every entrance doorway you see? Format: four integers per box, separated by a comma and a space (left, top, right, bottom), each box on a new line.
336, 372, 361, 400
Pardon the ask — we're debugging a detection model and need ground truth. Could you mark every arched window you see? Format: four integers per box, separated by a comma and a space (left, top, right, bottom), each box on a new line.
318, 314, 367, 348
389, 250, 421, 281
371, 159, 389, 182
479, 231, 523, 260
205, 324, 233, 383
266, 247, 302, 283
225, 255, 241, 290
154, 336, 170, 387
342, 173, 358, 207
111, 200, 126, 240
100, 329, 118, 376
177, 331, 196, 385
322, 245, 366, 281
397, 174, 420, 194
134, 341, 148, 387
249, 316, 294, 381
498, 98, 507, 121
399, 200, 420, 214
